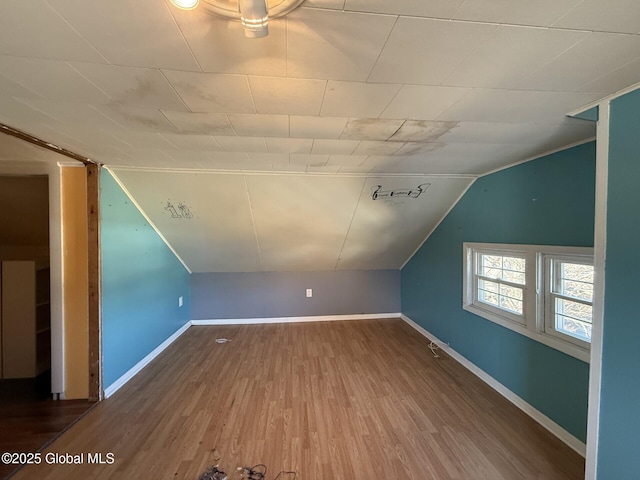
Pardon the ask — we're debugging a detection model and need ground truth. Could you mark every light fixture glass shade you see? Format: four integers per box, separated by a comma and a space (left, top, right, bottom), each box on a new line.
170, 0, 199, 10
238, 0, 269, 38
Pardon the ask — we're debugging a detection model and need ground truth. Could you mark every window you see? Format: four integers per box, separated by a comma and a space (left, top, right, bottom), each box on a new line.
463, 243, 594, 362
472, 250, 527, 324
544, 255, 594, 347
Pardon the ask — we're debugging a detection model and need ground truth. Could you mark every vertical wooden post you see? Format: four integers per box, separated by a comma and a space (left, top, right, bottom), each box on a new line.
87, 164, 102, 401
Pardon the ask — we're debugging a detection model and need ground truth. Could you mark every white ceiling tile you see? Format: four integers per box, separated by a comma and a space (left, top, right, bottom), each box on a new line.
249, 76, 326, 115
326, 155, 368, 166
346, 0, 465, 18
105, 148, 176, 168
311, 139, 360, 155
306, 165, 342, 173
337, 176, 472, 270
440, 121, 595, 145
47, 0, 199, 70
0, 1, 106, 62
28, 122, 131, 151
390, 143, 542, 175
94, 104, 180, 133
169, 5, 287, 75
215, 136, 268, 153
578, 57, 640, 94
454, 0, 580, 26
352, 141, 403, 156
162, 70, 255, 114
443, 26, 588, 89
553, 0, 640, 34
369, 18, 497, 85
15, 98, 124, 130
321, 81, 401, 118
200, 158, 273, 171
0, 56, 112, 104
161, 111, 235, 135
290, 116, 348, 139
337, 166, 371, 173
517, 33, 640, 93
381, 85, 471, 120
266, 138, 313, 153
358, 155, 403, 173
245, 174, 366, 271
390, 121, 459, 143
437, 88, 602, 124
114, 170, 262, 272
393, 142, 446, 156
275, 164, 308, 173
159, 133, 221, 151
290, 154, 329, 166
340, 118, 404, 141
108, 131, 176, 149
303, 0, 345, 8
206, 152, 251, 162
0, 72, 41, 99
0, 97, 59, 127
69, 63, 188, 110
248, 153, 291, 167
228, 114, 289, 137
287, 8, 397, 81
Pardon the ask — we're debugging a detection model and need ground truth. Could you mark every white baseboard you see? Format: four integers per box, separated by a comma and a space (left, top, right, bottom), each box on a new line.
400, 314, 587, 457
103, 321, 191, 399
191, 312, 400, 325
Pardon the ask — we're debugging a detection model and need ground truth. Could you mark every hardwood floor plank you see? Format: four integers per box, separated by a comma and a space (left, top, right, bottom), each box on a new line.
10, 320, 584, 480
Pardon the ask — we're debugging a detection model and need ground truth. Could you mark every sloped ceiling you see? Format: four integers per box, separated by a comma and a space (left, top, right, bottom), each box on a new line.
1, 0, 637, 271
112, 169, 472, 271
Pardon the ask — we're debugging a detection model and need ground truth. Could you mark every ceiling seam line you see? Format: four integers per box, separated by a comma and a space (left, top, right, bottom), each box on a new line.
512, 31, 594, 90
300, 5, 640, 35
333, 176, 368, 270
43, 0, 110, 64
365, 15, 400, 83
549, 0, 588, 29
159, 69, 193, 112
65, 62, 115, 101
163, 0, 204, 72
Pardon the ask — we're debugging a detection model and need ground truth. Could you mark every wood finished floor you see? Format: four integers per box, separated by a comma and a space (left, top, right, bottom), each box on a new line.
0, 399, 94, 479
11, 319, 584, 480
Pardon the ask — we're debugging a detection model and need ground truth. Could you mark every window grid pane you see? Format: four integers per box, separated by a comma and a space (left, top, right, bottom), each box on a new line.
550, 259, 594, 343
477, 278, 524, 315
553, 261, 594, 302
479, 253, 526, 285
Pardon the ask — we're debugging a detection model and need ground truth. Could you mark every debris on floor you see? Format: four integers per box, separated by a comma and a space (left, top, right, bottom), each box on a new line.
215, 338, 231, 344
198, 465, 227, 480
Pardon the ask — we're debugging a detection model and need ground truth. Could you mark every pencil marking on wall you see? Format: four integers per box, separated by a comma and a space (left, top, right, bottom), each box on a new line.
164, 200, 194, 219
371, 183, 430, 201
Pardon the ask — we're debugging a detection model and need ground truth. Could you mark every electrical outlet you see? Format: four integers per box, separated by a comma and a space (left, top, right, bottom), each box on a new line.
178, 296, 184, 307
306, 288, 312, 298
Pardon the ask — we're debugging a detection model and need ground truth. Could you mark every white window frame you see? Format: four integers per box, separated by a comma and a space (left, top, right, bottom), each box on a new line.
541, 253, 593, 350
463, 243, 593, 363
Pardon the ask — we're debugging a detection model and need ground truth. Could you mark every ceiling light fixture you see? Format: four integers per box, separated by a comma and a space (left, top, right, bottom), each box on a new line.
171, 0, 304, 38
170, 0, 200, 10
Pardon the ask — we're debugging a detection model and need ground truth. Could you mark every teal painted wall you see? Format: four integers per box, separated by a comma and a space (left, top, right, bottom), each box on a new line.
402, 142, 596, 441
101, 170, 191, 389
597, 88, 640, 479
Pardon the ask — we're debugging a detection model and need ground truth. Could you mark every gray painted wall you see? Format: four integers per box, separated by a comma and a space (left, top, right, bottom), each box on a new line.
191, 270, 400, 319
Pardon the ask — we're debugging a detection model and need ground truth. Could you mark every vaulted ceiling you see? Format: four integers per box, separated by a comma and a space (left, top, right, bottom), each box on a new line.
1, 0, 637, 272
